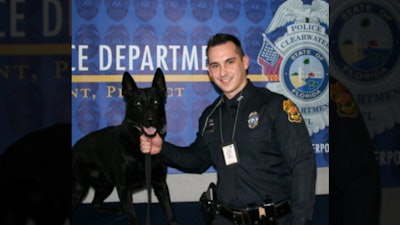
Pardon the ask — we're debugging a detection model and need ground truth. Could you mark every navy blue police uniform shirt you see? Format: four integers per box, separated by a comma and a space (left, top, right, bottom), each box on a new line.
159, 80, 316, 225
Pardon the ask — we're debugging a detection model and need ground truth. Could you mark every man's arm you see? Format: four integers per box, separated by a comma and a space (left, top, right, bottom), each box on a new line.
277, 98, 316, 225
139, 133, 212, 173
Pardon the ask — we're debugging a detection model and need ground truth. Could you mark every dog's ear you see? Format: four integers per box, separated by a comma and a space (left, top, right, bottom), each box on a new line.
153, 68, 167, 98
122, 71, 138, 97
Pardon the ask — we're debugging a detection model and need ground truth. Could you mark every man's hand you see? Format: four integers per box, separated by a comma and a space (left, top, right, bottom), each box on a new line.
140, 133, 163, 155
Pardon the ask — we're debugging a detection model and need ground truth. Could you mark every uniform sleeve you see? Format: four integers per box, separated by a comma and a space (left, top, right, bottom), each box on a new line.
158, 133, 213, 173
274, 98, 316, 225
157, 101, 219, 173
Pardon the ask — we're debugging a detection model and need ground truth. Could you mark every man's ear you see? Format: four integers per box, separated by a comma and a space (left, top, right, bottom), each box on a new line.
243, 55, 250, 70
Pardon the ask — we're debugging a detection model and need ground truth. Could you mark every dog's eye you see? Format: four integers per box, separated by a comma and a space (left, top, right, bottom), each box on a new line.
136, 101, 142, 107
153, 100, 159, 105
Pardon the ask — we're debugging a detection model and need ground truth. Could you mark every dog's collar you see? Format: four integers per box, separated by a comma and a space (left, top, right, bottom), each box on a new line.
134, 125, 142, 134
159, 125, 166, 135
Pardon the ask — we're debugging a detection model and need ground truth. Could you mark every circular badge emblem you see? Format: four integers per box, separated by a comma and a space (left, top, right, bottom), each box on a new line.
282, 48, 329, 102
331, 2, 400, 84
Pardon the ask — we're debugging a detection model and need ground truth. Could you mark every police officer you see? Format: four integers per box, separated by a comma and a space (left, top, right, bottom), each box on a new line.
140, 33, 316, 225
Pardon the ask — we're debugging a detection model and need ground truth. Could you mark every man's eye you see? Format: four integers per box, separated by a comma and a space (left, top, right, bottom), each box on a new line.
211, 64, 219, 69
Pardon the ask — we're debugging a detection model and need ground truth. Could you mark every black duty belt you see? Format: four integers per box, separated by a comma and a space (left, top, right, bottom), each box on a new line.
217, 200, 291, 225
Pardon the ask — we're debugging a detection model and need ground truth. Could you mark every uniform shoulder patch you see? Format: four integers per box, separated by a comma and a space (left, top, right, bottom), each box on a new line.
330, 81, 358, 118
283, 99, 302, 123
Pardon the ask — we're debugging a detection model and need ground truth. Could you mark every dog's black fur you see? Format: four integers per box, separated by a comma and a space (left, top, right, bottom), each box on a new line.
71, 68, 177, 225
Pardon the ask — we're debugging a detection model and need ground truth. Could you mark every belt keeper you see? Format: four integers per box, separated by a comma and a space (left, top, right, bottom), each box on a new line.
263, 199, 277, 224
246, 202, 259, 223
232, 210, 245, 225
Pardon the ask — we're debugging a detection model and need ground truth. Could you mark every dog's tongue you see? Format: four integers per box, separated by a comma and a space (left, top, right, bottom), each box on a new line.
143, 126, 157, 136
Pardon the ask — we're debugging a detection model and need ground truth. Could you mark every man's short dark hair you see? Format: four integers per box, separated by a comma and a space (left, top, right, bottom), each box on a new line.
206, 33, 244, 58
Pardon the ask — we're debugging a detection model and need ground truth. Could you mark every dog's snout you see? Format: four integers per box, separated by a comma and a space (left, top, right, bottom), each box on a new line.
146, 115, 155, 125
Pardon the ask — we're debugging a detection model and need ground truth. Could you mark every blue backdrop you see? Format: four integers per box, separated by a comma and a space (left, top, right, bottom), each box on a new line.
71, 0, 330, 176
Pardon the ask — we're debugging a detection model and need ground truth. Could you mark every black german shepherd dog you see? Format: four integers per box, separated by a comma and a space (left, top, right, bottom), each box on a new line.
71, 68, 177, 225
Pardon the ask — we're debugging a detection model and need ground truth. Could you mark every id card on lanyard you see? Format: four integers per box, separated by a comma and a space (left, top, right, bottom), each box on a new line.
221, 141, 240, 166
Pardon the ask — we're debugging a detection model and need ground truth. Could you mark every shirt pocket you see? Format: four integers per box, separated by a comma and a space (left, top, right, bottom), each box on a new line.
237, 120, 283, 166
245, 122, 271, 142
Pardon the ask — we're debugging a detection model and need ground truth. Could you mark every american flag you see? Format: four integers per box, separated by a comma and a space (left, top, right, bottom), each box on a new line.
257, 37, 282, 82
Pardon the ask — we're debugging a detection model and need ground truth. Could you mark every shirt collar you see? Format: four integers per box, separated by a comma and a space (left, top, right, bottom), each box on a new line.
222, 79, 253, 104
221, 79, 254, 108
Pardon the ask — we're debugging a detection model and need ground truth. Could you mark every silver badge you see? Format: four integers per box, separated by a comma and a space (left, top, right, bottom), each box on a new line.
248, 111, 259, 129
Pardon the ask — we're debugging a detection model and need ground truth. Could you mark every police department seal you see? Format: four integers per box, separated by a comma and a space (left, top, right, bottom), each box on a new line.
257, 0, 329, 135
330, 0, 400, 137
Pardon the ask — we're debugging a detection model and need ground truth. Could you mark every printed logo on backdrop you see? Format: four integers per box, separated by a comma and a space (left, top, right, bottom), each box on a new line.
257, 0, 330, 135
330, 0, 400, 186
330, 0, 400, 137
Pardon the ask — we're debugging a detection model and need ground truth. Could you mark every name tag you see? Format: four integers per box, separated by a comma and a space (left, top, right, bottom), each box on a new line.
221, 141, 240, 166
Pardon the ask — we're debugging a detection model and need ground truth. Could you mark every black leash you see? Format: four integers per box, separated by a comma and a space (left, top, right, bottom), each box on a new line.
145, 153, 152, 225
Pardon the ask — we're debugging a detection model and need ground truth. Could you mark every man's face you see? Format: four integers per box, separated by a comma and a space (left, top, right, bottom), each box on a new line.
207, 41, 249, 99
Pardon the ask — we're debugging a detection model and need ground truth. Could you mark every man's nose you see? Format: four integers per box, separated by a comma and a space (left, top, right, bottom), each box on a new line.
220, 65, 227, 77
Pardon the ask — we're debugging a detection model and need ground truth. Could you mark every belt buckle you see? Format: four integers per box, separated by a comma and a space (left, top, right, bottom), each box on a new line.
232, 210, 246, 225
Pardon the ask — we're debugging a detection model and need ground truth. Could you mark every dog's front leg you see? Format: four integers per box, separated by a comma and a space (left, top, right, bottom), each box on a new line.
116, 187, 139, 225
153, 182, 178, 225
